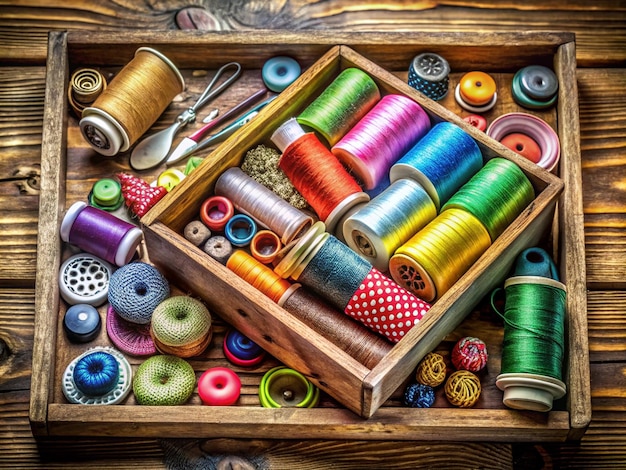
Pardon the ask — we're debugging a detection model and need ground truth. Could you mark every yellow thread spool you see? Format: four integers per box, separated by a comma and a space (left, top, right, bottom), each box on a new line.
80, 47, 184, 156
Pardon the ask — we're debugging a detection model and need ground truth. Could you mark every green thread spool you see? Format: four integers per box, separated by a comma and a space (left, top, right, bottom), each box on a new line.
495, 276, 567, 412
441, 158, 535, 241
297, 67, 380, 146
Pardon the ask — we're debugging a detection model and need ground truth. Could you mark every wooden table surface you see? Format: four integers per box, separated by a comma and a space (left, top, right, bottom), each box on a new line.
0, 1, 624, 468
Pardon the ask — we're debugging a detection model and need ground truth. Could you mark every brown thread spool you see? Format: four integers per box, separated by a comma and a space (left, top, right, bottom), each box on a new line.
80, 47, 184, 156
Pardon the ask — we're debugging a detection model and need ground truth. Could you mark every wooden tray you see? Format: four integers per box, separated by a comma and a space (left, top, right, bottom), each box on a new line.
31, 30, 590, 442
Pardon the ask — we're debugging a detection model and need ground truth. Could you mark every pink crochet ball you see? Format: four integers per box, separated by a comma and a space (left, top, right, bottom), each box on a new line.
451, 336, 488, 372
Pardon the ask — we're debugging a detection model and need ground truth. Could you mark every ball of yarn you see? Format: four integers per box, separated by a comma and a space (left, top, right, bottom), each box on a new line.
444, 370, 481, 408
108, 262, 170, 324
403, 383, 436, 408
415, 352, 447, 387
150, 296, 212, 358
451, 336, 488, 372
72, 350, 120, 396
133, 355, 196, 405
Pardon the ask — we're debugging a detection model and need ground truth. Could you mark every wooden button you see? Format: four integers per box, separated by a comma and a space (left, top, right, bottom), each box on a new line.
459, 71, 497, 106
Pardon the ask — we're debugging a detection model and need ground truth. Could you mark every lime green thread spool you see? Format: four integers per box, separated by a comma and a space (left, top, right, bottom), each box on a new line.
259, 366, 320, 408
496, 276, 567, 412
441, 157, 535, 241
297, 67, 380, 146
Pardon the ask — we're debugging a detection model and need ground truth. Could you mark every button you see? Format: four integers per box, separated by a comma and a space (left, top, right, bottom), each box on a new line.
518, 65, 558, 101
500, 132, 542, 163
90, 178, 123, 210
458, 71, 497, 106
262, 56, 301, 92
59, 253, 113, 306
463, 114, 487, 132
63, 304, 102, 343
223, 329, 265, 367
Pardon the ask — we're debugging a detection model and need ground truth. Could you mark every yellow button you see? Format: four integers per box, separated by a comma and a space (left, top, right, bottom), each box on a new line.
157, 168, 185, 192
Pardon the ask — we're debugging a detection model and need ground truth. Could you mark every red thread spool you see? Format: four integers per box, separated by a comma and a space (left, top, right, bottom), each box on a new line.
200, 196, 234, 231
272, 118, 369, 234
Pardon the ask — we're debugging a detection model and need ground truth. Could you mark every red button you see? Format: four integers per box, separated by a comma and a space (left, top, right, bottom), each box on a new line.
500, 133, 542, 163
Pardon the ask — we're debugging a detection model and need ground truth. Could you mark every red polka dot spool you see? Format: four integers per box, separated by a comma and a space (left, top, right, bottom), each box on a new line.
451, 336, 488, 372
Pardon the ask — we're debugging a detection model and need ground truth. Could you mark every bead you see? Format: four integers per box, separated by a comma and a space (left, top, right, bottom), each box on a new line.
58, 253, 113, 307
89, 178, 123, 211
108, 262, 170, 324
458, 71, 497, 106
463, 114, 487, 132
262, 56, 301, 92
415, 352, 447, 387
445, 370, 481, 408
259, 366, 319, 408
223, 329, 265, 367
198, 367, 242, 406
62, 346, 132, 405
72, 350, 120, 396
518, 65, 558, 101
403, 382, 436, 408
203, 235, 233, 265
63, 303, 102, 343
106, 305, 156, 356
224, 214, 257, 247
500, 132, 542, 163
451, 337, 488, 372
184, 219, 211, 246
407, 52, 450, 101
133, 355, 196, 406
200, 195, 234, 231
512, 247, 560, 280
250, 230, 282, 264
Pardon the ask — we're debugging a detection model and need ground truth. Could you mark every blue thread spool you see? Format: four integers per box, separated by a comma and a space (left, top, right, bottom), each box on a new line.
223, 329, 265, 367
224, 214, 257, 247
72, 350, 120, 396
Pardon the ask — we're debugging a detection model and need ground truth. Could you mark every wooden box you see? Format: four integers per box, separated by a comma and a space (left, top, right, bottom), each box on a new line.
32, 30, 590, 442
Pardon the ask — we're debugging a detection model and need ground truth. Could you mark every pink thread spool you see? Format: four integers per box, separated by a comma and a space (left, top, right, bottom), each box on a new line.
61, 201, 143, 266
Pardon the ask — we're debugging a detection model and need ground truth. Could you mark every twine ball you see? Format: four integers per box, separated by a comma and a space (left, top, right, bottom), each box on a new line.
133, 355, 196, 405
108, 262, 170, 324
150, 296, 212, 358
451, 336, 488, 372
444, 370, 481, 408
403, 382, 436, 408
415, 352, 447, 387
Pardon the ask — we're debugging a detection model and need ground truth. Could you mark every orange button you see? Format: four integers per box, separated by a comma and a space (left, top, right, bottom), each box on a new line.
459, 71, 497, 106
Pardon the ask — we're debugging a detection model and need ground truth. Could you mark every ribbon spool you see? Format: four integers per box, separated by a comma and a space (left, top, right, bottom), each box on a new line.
215, 167, 313, 245
343, 178, 437, 271
389, 208, 492, 302
407, 52, 450, 101
495, 275, 567, 412
487, 112, 561, 172
80, 47, 185, 156
441, 157, 536, 242
60, 201, 143, 267
275, 222, 431, 343
389, 122, 483, 210
331, 94, 431, 190
68, 68, 107, 116
297, 67, 381, 146
259, 366, 319, 408
271, 118, 369, 235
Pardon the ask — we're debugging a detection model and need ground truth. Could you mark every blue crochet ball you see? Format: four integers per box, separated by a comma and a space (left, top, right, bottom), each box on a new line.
108, 262, 169, 324
73, 351, 120, 396
403, 382, 436, 408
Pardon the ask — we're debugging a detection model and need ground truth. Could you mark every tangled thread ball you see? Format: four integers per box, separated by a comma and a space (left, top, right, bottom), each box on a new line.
444, 370, 481, 408
451, 336, 488, 372
403, 383, 436, 408
416, 352, 447, 387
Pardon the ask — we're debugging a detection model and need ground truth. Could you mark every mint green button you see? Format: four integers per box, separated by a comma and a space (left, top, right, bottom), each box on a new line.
91, 178, 122, 208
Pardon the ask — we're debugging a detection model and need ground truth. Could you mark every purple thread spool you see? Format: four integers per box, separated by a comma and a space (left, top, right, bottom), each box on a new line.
332, 94, 431, 190
61, 201, 143, 266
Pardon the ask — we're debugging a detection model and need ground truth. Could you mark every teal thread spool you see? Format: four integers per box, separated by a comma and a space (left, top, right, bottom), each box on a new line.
297, 67, 380, 146
495, 275, 567, 412
441, 157, 535, 241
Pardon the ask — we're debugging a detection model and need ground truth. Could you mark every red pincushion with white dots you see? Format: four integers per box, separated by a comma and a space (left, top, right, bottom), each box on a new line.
116, 172, 167, 218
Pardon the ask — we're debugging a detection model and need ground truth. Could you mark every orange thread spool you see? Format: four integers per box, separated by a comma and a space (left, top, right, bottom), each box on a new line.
250, 230, 282, 264
226, 250, 297, 304
80, 48, 184, 156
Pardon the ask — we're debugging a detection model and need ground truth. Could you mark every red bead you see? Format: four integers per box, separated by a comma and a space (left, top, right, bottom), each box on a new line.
500, 133, 542, 163
198, 367, 241, 406
463, 114, 487, 132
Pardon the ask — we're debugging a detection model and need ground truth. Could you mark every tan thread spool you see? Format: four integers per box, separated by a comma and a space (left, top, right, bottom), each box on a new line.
80, 47, 184, 156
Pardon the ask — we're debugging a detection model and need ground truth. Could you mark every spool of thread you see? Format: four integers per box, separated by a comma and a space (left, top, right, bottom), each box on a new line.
389, 208, 492, 302
297, 67, 380, 146
390, 122, 483, 210
68, 68, 107, 116
60, 201, 143, 267
343, 178, 437, 271
271, 118, 369, 234
80, 47, 185, 156
441, 157, 535, 241
214, 167, 313, 245
250, 230, 282, 264
331, 94, 432, 190
407, 52, 450, 101
495, 275, 567, 412
275, 222, 431, 342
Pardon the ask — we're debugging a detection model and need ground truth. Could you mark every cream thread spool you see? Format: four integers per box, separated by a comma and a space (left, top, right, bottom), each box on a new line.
80, 48, 185, 156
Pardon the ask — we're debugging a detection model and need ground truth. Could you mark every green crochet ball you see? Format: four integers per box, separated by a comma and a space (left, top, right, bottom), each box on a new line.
133, 355, 196, 405
150, 296, 212, 347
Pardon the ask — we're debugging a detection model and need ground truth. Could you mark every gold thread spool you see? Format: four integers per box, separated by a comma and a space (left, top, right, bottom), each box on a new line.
80, 47, 184, 156
389, 208, 491, 302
